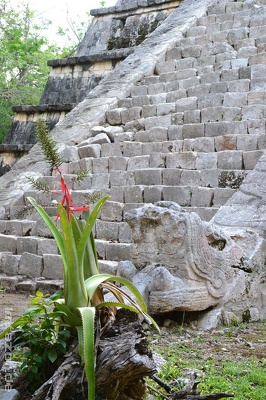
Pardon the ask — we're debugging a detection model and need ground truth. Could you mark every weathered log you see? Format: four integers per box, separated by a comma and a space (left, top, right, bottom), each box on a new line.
11, 321, 157, 400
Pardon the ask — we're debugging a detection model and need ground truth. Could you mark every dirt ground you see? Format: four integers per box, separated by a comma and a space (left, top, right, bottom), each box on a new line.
0, 291, 32, 323
0, 290, 265, 363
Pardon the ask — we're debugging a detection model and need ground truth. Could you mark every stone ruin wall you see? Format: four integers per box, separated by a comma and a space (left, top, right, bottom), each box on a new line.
0, 0, 265, 328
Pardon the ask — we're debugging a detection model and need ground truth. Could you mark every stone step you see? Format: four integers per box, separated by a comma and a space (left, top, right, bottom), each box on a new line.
95, 239, 131, 262
109, 184, 236, 208
0, 219, 36, 235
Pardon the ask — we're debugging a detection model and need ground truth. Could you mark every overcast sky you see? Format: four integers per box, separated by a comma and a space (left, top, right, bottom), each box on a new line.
11, 0, 117, 46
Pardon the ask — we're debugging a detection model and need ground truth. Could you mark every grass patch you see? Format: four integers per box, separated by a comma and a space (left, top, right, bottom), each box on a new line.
147, 321, 266, 399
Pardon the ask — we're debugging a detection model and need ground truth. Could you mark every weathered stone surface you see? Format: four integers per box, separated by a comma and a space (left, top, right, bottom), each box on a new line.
125, 201, 266, 322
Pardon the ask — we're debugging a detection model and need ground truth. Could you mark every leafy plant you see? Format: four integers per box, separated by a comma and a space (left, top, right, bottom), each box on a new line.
0, 120, 159, 399
12, 291, 70, 392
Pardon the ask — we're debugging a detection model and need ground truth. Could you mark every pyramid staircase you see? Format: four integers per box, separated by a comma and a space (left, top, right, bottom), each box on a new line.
0, 0, 266, 293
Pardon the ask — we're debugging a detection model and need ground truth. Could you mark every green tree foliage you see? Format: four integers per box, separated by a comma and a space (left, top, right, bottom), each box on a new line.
0, 0, 87, 143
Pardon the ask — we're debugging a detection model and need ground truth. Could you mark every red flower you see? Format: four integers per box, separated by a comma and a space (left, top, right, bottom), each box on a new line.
56, 175, 89, 221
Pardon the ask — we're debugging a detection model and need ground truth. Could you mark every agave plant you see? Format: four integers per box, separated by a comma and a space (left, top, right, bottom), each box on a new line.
26, 195, 158, 400
0, 120, 159, 399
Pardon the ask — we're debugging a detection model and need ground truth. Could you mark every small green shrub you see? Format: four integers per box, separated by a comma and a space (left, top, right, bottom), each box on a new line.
13, 291, 71, 392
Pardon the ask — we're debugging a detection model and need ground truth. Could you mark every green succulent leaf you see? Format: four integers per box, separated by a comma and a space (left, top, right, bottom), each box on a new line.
78, 307, 96, 400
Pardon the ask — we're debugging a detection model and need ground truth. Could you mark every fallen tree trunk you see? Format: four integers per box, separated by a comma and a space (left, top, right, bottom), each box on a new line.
13, 321, 157, 400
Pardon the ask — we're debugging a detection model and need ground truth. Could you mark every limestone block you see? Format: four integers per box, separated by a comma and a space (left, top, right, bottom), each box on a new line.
106, 108, 124, 125
142, 142, 163, 155
183, 123, 205, 139
78, 144, 101, 159
98, 260, 118, 275
37, 238, 58, 256
127, 155, 150, 171
165, 47, 182, 61
175, 57, 196, 70
110, 170, 134, 187
0, 254, 20, 275
19, 252, 43, 278
148, 153, 165, 169
248, 91, 266, 105
242, 105, 266, 120
60, 145, 80, 162
149, 93, 167, 105
257, 131, 266, 149
124, 186, 144, 204
201, 72, 220, 85
183, 137, 214, 152
92, 157, 109, 174
96, 220, 119, 241
121, 107, 142, 124
162, 186, 192, 206
122, 142, 142, 157
5, 220, 36, 237
184, 110, 201, 124
100, 201, 124, 222
147, 83, 165, 95
0, 234, 17, 253
162, 169, 182, 186
101, 142, 123, 157
231, 58, 248, 69
91, 173, 109, 189
88, 133, 111, 145
142, 105, 157, 118
214, 135, 237, 152
243, 150, 264, 170
132, 96, 150, 107
165, 152, 197, 170
118, 222, 132, 243
157, 103, 175, 116
155, 59, 176, 75
227, 27, 249, 45
105, 242, 131, 262
0, 276, 19, 291
250, 64, 266, 79
250, 78, 266, 91
134, 169, 162, 186
179, 77, 201, 90
109, 156, 128, 171
198, 93, 224, 108
217, 150, 243, 170
223, 92, 247, 107
236, 134, 259, 151
109, 186, 124, 203
220, 69, 239, 81
195, 152, 217, 169
213, 187, 236, 206
118, 98, 133, 108
143, 186, 163, 204
17, 237, 37, 255
181, 45, 202, 59
210, 82, 228, 93
148, 126, 168, 142
201, 169, 220, 188
166, 89, 187, 102
160, 72, 177, 83
131, 85, 148, 96
17, 280, 37, 293
36, 279, 63, 294
180, 170, 202, 186
0, 221, 6, 234
168, 125, 183, 140
143, 115, 171, 130
42, 254, 63, 280
175, 97, 198, 112
191, 187, 214, 207
187, 83, 210, 97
